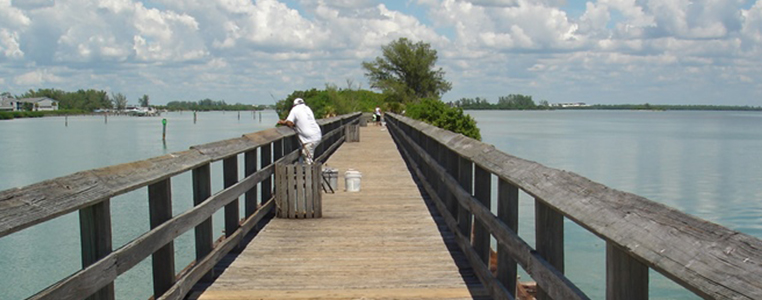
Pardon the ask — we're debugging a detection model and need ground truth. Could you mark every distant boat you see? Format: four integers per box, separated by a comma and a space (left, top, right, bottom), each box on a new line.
124, 106, 159, 116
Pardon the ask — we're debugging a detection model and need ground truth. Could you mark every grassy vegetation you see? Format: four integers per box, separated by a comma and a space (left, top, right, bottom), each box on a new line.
0, 109, 89, 120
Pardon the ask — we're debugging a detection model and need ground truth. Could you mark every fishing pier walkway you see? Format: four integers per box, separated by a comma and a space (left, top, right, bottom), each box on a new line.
2, 111, 762, 300
191, 125, 485, 299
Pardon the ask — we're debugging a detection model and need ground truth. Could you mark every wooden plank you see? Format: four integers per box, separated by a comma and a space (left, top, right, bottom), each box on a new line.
473, 165, 491, 265
261, 143, 272, 207
287, 164, 296, 219
223, 156, 239, 238
389, 126, 512, 300
194, 125, 482, 300
497, 179, 519, 297
31, 164, 273, 300
314, 163, 321, 218
192, 164, 214, 282
275, 164, 284, 218
79, 199, 114, 300
0, 149, 209, 239
387, 118, 589, 300
159, 199, 276, 300
148, 178, 176, 298
606, 242, 648, 300
296, 164, 305, 218
192, 287, 487, 300
457, 156, 473, 240
387, 113, 762, 299
535, 199, 564, 300
244, 149, 258, 217
304, 163, 313, 218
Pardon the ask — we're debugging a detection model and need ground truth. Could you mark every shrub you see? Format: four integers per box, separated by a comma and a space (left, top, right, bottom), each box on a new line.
405, 98, 481, 141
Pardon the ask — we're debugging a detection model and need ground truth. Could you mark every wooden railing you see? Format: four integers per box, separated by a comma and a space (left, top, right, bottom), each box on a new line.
0, 112, 360, 300
385, 112, 762, 300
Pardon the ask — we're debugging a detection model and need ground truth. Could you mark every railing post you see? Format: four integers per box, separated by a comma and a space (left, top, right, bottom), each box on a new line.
458, 156, 473, 239
274, 139, 284, 162
79, 199, 114, 300
445, 148, 459, 217
223, 155, 239, 239
606, 242, 648, 300
473, 165, 491, 264
148, 178, 175, 297
498, 179, 519, 297
192, 163, 214, 281
261, 143, 272, 203
536, 199, 564, 300
245, 148, 258, 217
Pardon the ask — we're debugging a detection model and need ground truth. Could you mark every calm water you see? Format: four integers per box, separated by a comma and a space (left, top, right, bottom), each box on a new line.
1, 110, 761, 299
469, 110, 762, 299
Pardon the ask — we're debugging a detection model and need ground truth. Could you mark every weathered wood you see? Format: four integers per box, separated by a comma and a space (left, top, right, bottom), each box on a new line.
606, 242, 648, 300
192, 164, 214, 282
159, 199, 276, 300
79, 199, 114, 300
260, 143, 272, 207
287, 164, 296, 218
194, 126, 481, 299
30, 164, 274, 300
305, 163, 313, 217
457, 156, 473, 240
387, 113, 762, 299
345, 123, 360, 142
391, 132, 512, 300
535, 199, 564, 300
223, 156, 239, 238
0, 149, 209, 239
148, 178, 176, 298
8, 114, 354, 300
473, 165, 491, 265
275, 163, 322, 219
387, 118, 589, 300
244, 149, 258, 217
497, 179, 519, 297
312, 163, 321, 218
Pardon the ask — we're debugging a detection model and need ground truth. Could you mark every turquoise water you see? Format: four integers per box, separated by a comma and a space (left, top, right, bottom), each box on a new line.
468, 110, 762, 299
1, 110, 761, 299
0, 111, 279, 300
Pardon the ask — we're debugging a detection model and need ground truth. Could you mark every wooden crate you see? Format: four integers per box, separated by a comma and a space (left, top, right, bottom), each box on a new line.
345, 124, 360, 142
275, 163, 323, 218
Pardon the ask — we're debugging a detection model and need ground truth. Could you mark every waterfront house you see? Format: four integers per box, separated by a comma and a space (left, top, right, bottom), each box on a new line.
1, 97, 59, 111
0, 97, 13, 111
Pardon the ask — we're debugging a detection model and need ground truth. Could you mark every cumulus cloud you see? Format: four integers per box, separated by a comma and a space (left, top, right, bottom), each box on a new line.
0, 0, 760, 106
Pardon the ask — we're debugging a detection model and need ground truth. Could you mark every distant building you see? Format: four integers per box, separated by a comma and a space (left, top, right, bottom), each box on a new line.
551, 102, 588, 108
0, 97, 59, 111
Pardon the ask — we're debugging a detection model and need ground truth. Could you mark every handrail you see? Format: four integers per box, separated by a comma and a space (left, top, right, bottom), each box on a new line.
0, 112, 360, 300
385, 112, 762, 300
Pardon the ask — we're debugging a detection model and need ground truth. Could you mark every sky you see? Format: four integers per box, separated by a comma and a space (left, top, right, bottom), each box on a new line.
1, 0, 761, 106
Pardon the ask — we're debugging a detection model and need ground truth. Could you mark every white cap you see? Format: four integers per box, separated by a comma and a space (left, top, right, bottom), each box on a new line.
293, 98, 305, 106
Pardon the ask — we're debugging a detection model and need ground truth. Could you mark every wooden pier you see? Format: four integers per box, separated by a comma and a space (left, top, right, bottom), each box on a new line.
191, 125, 487, 299
3, 111, 762, 300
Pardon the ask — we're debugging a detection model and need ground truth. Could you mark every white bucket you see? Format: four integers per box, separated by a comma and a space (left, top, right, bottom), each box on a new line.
344, 170, 362, 192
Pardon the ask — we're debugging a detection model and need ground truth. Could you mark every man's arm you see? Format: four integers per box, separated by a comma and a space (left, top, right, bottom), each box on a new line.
277, 119, 295, 127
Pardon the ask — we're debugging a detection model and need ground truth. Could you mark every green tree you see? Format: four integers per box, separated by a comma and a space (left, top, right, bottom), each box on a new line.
112, 92, 128, 110
362, 38, 451, 102
139, 95, 149, 107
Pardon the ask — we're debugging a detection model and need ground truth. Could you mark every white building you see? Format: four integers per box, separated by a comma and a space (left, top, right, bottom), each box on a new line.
0, 97, 59, 111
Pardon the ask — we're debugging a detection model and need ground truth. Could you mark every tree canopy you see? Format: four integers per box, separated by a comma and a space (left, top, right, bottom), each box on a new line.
362, 38, 451, 103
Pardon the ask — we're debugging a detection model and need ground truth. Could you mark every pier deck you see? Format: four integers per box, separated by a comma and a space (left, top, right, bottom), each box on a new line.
190, 125, 487, 299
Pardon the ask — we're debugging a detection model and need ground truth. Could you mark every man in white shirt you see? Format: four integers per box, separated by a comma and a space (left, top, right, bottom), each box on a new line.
277, 98, 322, 164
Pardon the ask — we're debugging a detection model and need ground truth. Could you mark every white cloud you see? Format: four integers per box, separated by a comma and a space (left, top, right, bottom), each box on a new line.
0, 0, 760, 106
14, 69, 63, 85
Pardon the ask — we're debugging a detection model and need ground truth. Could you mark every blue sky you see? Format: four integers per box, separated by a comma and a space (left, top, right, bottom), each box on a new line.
1, 0, 761, 106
